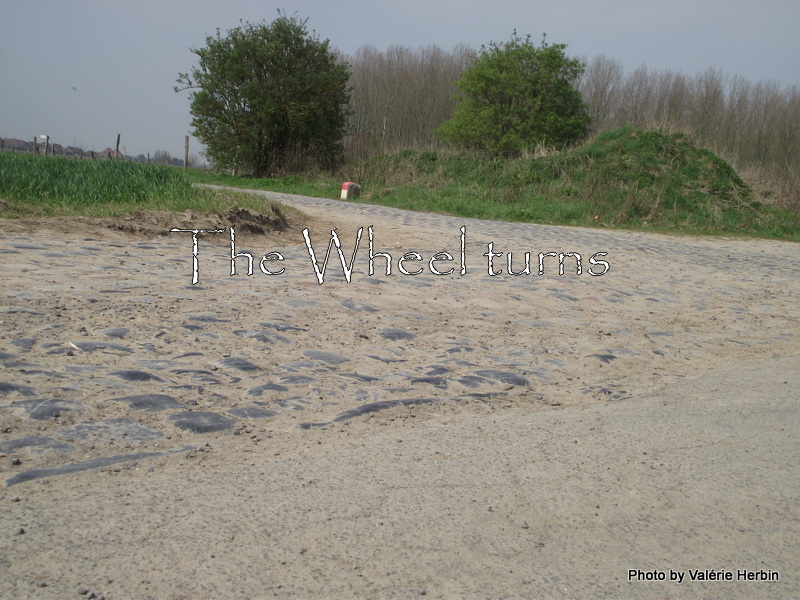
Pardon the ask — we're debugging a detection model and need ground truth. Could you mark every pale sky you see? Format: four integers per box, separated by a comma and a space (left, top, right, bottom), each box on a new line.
1, 0, 797, 159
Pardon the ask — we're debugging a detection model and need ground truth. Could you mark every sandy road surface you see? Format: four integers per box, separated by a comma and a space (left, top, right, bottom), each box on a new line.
1, 188, 798, 598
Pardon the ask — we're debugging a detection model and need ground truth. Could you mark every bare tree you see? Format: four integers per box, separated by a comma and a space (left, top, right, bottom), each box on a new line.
345, 43, 472, 157
152, 150, 173, 165
577, 54, 624, 130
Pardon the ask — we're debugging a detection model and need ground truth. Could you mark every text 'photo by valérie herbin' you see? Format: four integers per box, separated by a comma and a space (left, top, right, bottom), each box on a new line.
1, 1, 799, 599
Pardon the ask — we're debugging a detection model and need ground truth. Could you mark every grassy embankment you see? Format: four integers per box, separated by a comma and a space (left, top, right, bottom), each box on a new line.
2, 127, 799, 241
187, 127, 800, 241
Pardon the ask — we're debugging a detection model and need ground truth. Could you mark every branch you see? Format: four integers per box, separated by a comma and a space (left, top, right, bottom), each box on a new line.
174, 72, 199, 93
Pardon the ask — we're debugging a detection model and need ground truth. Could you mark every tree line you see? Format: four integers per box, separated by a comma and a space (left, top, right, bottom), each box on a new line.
344, 46, 798, 194
0, 138, 204, 168
177, 14, 797, 202
343, 43, 472, 156
579, 57, 798, 193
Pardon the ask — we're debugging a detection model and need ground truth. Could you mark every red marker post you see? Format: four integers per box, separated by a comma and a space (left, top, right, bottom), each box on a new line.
341, 182, 361, 200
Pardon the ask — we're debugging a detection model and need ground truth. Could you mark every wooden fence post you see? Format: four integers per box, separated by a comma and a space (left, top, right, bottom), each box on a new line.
184, 136, 189, 171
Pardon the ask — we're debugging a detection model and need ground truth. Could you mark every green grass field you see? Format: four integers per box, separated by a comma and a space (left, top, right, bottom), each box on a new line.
3, 127, 798, 241
0, 151, 279, 218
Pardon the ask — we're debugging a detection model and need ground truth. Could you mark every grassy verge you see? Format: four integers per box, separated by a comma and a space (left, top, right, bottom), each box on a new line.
188, 127, 800, 241
184, 170, 338, 200
3, 127, 799, 241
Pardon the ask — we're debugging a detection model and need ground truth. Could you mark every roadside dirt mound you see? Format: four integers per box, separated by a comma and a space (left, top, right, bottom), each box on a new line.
0, 202, 334, 245
221, 205, 289, 233
107, 203, 290, 236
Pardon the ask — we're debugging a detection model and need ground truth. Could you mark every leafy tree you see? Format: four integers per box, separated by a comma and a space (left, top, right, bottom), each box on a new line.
176, 13, 350, 176
436, 33, 590, 157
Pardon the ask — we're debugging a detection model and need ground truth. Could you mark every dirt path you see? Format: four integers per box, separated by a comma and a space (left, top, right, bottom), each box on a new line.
1, 189, 798, 598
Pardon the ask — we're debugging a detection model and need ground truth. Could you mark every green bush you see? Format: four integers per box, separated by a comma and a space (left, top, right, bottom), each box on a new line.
436, 32, 591, 157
